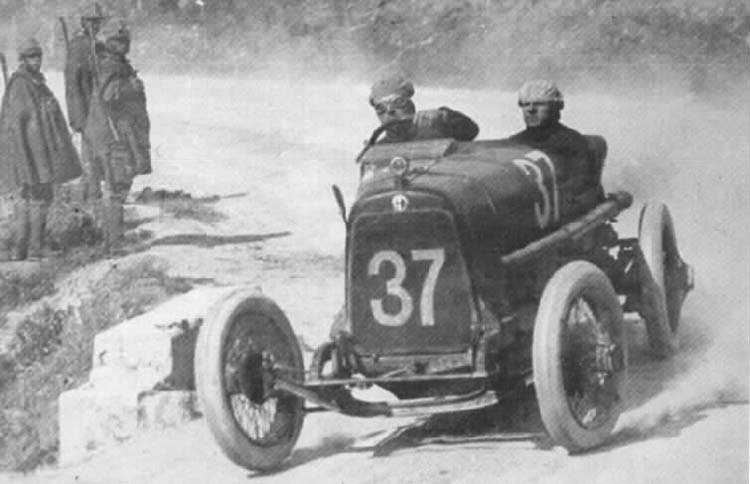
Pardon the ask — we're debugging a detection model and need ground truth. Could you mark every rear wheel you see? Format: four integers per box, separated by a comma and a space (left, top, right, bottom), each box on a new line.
194, 290, 305, 471
533, 261, 627, 452
638, 202, 687, 357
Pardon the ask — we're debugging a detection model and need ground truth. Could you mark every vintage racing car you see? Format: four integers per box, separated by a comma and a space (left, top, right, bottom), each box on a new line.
194, 127, 694, 471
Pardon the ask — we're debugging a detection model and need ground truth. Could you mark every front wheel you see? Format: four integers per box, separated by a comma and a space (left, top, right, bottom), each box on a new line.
533, 261, 627, 452
194, 289, 305, 471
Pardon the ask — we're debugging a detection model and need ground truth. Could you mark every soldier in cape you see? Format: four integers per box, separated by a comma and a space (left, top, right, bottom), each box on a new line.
84, 19, 151, 247
0, 39, 82, 260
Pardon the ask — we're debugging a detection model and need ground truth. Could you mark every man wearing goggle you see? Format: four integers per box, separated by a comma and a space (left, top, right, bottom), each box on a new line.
368, 75, 479, 144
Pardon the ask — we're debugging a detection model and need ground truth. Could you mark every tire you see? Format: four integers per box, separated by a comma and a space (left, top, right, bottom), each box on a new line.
533, 261, 627, 452
638, 202, 684, 357
194, 289, 305, 471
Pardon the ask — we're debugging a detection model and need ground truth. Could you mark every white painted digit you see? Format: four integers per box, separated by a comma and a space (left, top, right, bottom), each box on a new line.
513, 150, 559, 229
368, 250, 413, 326
367, 248, 446, 327
411, 248, 445, 326
526, 150, 559, 223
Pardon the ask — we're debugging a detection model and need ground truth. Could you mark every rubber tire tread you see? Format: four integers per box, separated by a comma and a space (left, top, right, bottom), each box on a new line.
533, 260, 627, 453
194, 289, 305, 471
638, 201, 680, 357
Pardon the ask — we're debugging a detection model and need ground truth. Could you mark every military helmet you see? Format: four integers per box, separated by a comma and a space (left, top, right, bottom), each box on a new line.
369, 75, 415, 106
100, 18, 130, 42
17, 37, 42, 60
80, 2, 106, 20
518, 80, 564, 108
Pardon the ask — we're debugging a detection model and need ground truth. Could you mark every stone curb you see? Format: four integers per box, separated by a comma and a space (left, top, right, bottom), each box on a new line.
57, 286, 238, 465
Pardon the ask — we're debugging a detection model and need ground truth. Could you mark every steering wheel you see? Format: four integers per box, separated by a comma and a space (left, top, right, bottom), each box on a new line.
355, 119, 410, 163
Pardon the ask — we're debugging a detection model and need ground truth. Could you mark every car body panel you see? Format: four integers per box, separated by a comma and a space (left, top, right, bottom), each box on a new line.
349, 208, 475, 355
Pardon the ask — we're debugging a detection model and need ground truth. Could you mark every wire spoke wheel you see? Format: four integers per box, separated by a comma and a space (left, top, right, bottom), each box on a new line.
221, 312, 301, 446
195, 291, 305, 471
562, 297, 624, 430
533, 261, 627, 452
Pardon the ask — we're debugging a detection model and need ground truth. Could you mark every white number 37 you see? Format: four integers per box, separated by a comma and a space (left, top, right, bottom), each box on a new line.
367, 248, 445, 327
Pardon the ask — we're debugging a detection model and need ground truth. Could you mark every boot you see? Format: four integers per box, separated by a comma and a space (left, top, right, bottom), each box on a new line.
10, 200, 30, 261
99, 195, 125, 254
95, 198, 108, 253
106, 196, 125, 247
26, 201, 49, 260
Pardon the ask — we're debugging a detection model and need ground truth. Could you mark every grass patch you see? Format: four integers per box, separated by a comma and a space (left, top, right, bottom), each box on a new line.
0, 256, 194, 471
0, 271, 56, 313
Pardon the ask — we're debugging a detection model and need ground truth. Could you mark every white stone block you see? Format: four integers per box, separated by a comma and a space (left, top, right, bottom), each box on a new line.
58, 387, 139, 466
91, 286, 240, 392
138, 390, 200, 430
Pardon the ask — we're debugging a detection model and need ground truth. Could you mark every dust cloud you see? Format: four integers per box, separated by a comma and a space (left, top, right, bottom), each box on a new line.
602, 94, 750, 435
424, 82, 750, 436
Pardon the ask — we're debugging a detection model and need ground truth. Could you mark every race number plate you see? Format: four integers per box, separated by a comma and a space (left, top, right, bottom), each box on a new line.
349, 209, 473, 354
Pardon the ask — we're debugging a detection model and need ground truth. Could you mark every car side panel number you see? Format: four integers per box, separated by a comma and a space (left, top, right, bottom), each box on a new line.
368, 248, 446, 327
513, 150, 559, 229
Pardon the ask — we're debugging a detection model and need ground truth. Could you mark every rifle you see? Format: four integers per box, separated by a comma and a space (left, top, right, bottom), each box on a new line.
59, 17, 70, 53
0, 52, 7, 89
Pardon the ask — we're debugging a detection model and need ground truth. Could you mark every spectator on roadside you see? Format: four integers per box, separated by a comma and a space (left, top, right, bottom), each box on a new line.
84, 19, 151, 248
64, 2, 107, 201
0, 38, 82, 260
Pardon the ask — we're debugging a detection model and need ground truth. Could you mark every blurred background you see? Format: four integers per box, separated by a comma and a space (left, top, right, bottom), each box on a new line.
0, 0, 748, 97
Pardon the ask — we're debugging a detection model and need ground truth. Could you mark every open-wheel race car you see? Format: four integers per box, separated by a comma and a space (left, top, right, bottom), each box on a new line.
193, 127, 694, 471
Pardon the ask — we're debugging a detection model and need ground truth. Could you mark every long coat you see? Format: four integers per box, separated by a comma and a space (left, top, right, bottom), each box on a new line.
0, 69, 82, 196
64, 32, 102, 133
84, 52, 151, 183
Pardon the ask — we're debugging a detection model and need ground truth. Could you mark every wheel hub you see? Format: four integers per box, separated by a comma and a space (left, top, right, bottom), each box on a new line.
564, 297, 622, 429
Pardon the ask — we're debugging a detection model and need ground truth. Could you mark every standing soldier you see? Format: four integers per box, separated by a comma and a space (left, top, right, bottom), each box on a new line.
64, 2, 106, 201
0, 39, 82, 260
84, 19, 151, 248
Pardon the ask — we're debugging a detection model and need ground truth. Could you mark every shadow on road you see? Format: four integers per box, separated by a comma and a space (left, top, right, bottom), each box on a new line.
149, 231, 291, 248
253, 309, 742, 475
249, 434, 372, 478
369, 391, 552, 458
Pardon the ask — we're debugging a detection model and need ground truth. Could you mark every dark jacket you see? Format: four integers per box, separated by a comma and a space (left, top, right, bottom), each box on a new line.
0, 68, 82, 196
507, 122, 590, 180
84, 52, 151, 182
507, 121, 603, 217
380, 107, 479, 144
64, 31, 102, 133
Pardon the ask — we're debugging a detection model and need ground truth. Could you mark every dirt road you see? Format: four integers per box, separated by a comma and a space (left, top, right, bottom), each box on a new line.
2, 75, 747, 483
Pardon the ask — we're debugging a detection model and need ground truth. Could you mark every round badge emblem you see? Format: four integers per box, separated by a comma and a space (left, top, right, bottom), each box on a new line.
391, 194, 409, 212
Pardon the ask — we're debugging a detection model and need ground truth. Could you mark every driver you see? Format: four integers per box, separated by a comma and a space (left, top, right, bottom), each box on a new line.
369, 75, 479, 144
